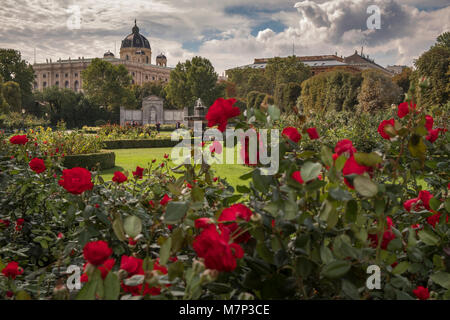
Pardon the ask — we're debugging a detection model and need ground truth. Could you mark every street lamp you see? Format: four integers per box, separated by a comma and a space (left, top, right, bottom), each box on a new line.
21, 109, 26, 132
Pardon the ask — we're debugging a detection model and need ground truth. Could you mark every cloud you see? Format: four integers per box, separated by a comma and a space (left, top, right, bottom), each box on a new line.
0, 0, 448, 75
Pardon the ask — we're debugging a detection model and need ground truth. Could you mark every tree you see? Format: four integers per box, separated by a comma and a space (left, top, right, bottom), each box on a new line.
435, 32, 450, 48
414, 45, 450, 107
0, 49, 34, 109
274, 82, 302, 112
82, 58, 136, 113
357, 70, 403, 112
392, 67, 412, 93
132, 81, 175, 109
300, 70, 362, 114
0, 75, 9, 113
226, 67, 268, 99
166, 56, 223, 112
2, 81, 22, 112
265, 56, 312, 93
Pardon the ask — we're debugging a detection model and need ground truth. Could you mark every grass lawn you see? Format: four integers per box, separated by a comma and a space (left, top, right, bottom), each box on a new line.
100, 147, 252, 188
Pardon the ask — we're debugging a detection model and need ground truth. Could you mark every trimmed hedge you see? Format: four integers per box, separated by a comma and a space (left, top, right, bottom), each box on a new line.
63, 151, 116, 170
103, 139, 184, 149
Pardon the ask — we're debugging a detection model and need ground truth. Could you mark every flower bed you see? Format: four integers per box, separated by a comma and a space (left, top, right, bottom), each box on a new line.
0, 91, 449, 301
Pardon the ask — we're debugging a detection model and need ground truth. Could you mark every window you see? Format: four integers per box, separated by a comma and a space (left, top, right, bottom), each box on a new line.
43, 74, 46, 78
146, 57, 149, 64
34, 82, 38, 89
65, 73, 68, 78
55, 81, 59, 87
74, 81, 79, 92
55, 73, 59, 78
65, 81, 69, 88
43, 82, 47, 88
75, 73, 78, 77
132, 72, 135, 76
126, 55, 129, 61
145, 75, 148, 80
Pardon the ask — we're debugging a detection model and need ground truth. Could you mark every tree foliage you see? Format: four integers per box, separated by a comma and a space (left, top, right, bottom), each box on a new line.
300, 70, 362, 114
392, 67, 412, 93
357, 70, 403, 112
165, 56, 223, 112
81, 58, 136, 112
2, 81, 22, 112
33, 87, 113, 128
0, 49, 34, 109
274, 82, 302, 112
414, 44, 450, 108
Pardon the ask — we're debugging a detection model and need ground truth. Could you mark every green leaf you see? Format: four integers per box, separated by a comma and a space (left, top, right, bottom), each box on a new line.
168, 261, 185, 281
320, 245, 334, 264
300, 162, 322, 182
354, 152, 383, 167
321, 260, 351, 279
418, 230, 440, 246
329, 187, 353, 201
15, 290, 31, 300
392, 261, 409, 275
283, 199, 298, 221
164, 202, 188, 224
345, 200, 358, 223
430, 272, 450, 289
320, 146, 333, 168
267, 105, 280, 121
353, 176, 378, 197
191, 187, 205, 202
159, 237, 172, 266
408, 135, 426, 159
76, 280, 97, 300
429, 198, 441, 212
112, 216, 126, 242
123, 216, 142, 238
103, 272, 120, 300
335, 155, 347, 171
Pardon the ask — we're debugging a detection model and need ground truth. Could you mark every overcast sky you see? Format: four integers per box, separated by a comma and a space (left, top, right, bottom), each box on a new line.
0, 0, 448, 74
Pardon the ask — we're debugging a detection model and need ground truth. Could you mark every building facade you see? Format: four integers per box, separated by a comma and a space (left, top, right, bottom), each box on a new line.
32, 21, 172, 92
228, 51, 393, 77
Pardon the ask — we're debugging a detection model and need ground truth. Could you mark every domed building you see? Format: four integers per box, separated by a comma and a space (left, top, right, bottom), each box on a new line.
33, 20, 173, 92
120, 20, 152, 64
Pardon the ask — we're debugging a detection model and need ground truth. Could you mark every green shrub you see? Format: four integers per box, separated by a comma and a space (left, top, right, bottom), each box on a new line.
103, 139, 182, 149
62, 151, 115, 170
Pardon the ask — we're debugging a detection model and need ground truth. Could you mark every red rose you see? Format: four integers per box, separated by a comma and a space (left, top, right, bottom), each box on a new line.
0, 219, 10, 228
206, 98, 241, 132
335, 139, 356, 156
15, 218, 25, 231
209, 141, 223, 154
426, 128, 441, 143
240, 134, 264, 166
291, 171, 304, 184
83, 240, 113, 266
193, 226, 244, 272
342, 155, 371, 189
412, 286, 429, 300
397, 102, 416, 118
424, 115, 434, 131
306, 127, 319, 140
112, 171, 128, 183
132, 166, 144, 179
149, 200, 155, 208
9, 135, 28, 145
120, 255, 144, 276
404, 190, 433, 212
29, 158, 46, 174
164, 154, 169, 159
378, 119, 396, 140
218, 204, 253, 243
426, 213, 448, 228
58, 167, 94, 195
81, 259, 115, 282
282, 127, 302, 143
1, 262, 24, 279
368, 217, 396, 250
160, 194, 172, 206
195, 218, 213, 229
121, 258, 169, 296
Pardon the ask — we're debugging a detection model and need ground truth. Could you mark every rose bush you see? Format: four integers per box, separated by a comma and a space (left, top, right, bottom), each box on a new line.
0, 85, 449, 300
